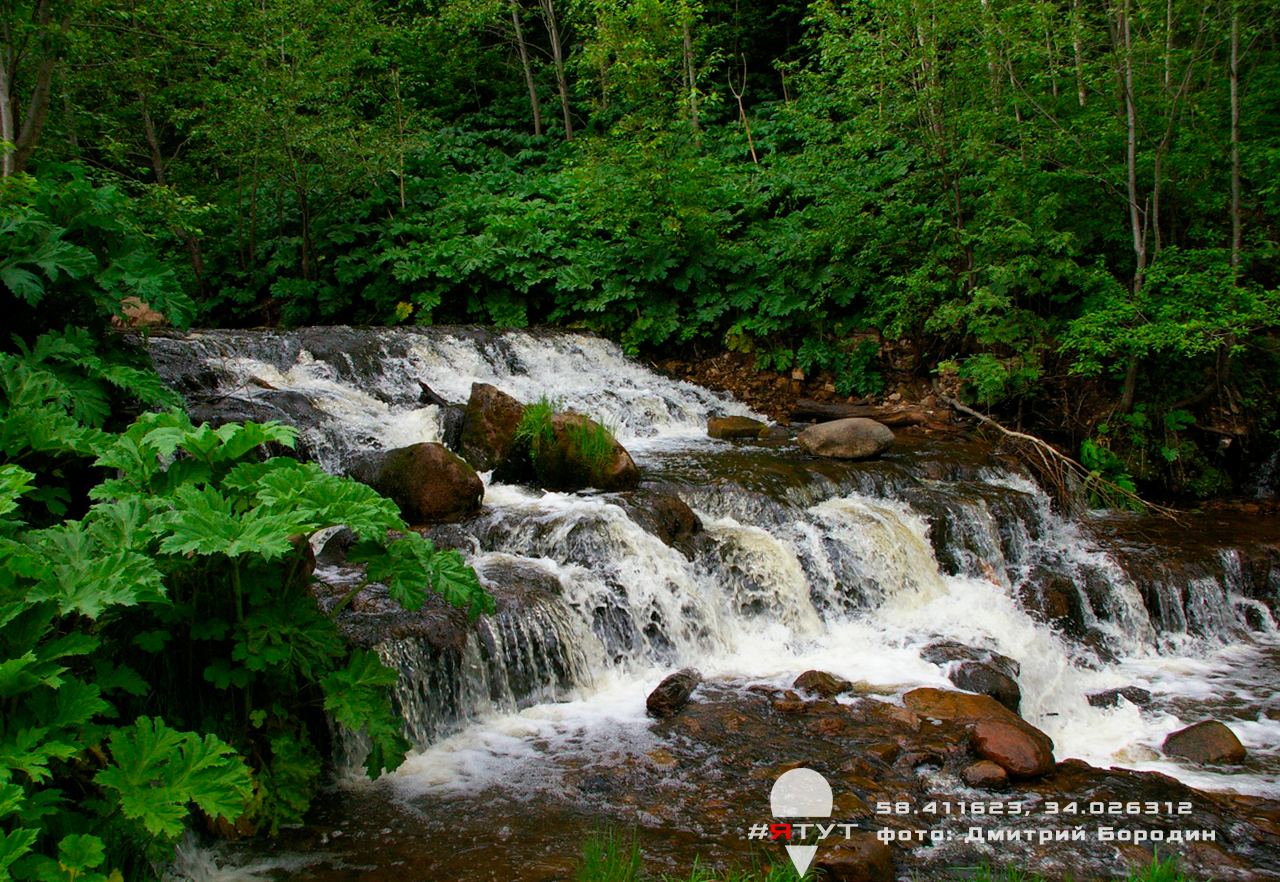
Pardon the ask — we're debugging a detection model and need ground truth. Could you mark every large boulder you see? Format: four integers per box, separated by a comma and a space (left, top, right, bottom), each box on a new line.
796, 418, 894, 460
707, 416, 767, 440
354, 442, 483, 524
1162, 721, 1247, 764
903, 687, 1055, 778
647, 669, 702, 718
511, 412, 639, 492
458, 383, 526, 471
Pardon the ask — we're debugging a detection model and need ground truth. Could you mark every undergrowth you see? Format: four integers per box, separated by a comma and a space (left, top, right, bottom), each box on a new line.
574, 832, 1198, 882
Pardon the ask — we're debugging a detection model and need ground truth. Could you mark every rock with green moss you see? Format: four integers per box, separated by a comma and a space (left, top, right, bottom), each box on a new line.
502, 411, 639, 491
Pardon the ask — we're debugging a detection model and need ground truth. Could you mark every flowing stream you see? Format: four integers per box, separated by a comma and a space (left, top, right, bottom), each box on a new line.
149, 327, 1280, 881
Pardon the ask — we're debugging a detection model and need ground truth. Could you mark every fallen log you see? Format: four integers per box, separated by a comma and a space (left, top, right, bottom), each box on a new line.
791, 400, 936, 427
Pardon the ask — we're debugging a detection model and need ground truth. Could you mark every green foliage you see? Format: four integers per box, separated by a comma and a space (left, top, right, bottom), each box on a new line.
565, 415, 622, 474
0, 172, 491, 877
576, 829, 642, 882
515, 396, 561, 463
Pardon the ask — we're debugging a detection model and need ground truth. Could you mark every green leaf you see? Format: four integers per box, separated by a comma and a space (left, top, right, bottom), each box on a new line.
155, 485, 295, 560
56, 834, 105, 872
321, 651, 410, 777
0, 827, 39, 876
95, 717, 253, 839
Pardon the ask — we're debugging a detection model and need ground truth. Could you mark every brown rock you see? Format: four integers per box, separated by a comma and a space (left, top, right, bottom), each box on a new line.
815, 833, 895, 882
901, 687, 1021, 724
970, 719, 1056, 778
961, 760, 1010, 790
458, 383, 526, 471
1162, 721, 1247, 764
794, 670, 854, 698
796, 418, 894, 460
707, 415, 768, 439
357, 442, 483, 524
619, 492, 702, 552
863, 742, 901, 765
646, 668, 701, 718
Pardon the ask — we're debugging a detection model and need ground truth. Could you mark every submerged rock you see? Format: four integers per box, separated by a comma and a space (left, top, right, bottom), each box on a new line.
647, 669, 702, 718
795, 418, 894, 460
1162, 721, 1247, 764
458, 382, 525, 471
707, 415, 767, 439
353, 442, 483, 524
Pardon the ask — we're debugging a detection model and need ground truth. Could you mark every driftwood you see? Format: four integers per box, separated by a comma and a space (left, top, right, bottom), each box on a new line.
940, 395, 1179, 519
790, 399, 939, 427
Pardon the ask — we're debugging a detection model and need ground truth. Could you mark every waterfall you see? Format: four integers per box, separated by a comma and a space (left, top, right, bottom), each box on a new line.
150, 327, 1280, 806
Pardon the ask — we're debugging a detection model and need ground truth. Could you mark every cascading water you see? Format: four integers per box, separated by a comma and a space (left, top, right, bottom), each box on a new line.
149, 327, 1280, 881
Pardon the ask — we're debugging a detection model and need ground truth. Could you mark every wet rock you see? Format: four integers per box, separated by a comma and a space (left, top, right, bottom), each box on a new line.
794, 670, 854, 698
315, 526, 357, 566
618, 491, 703, 555
921, 641, 1020, 680
1162, 721, 1247, 764
1087, 686, 1153, 709
646, 669, 702, 718
814, 833, 895, 882
961, 760, 1010, 790
439, 404, 467, 452
970, 719, 1056, 778
901, 687, 1020, 724
796, 418, 894, 460
353, 442, 483, 524
1017, 569, 1088, 638
458, 383, 525, 471
948, 661, 1021, 714
707, 415, 767, 439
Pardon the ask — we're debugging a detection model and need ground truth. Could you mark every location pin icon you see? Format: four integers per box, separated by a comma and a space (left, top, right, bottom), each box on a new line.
770, 768, 833, 878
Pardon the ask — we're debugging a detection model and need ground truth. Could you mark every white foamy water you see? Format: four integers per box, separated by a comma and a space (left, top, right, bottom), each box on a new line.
149, 327, 1280, 874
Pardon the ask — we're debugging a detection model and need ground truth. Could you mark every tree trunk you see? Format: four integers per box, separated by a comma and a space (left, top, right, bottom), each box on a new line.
1072, 0, 1087, 107
509, 0, 543, 137
1118, 0, 1146, 414
140, 96, 206, 296
683, 16, 700, 145
1229, 2, 1241, 273
5, 0, 56, 176
538, 0, 572, 140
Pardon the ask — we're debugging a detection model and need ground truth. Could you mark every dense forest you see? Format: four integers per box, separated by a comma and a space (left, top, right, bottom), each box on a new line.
5, 0, 1280, 494
1, 0, 1279, 875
